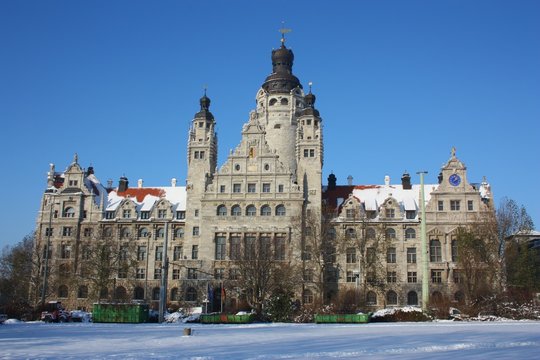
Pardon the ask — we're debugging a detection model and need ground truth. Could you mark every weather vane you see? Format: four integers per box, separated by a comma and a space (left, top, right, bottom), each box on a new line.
279, 21, 291, 45
203, 84, 207, 96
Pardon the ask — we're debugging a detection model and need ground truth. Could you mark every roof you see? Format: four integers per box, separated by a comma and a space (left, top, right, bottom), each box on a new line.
105, 187, 187, 212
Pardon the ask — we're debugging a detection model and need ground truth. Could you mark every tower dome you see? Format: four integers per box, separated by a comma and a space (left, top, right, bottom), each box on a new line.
262, 44, 302, 94
194, 92, 214, 120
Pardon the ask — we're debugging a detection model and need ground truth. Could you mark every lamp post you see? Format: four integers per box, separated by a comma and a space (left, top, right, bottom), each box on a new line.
416, 171, 429, 311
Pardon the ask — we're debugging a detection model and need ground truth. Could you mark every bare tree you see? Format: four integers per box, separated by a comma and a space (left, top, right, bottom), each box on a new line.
77, 228, 138, 303
232, 235, 300, 317
497, 197, 535, 256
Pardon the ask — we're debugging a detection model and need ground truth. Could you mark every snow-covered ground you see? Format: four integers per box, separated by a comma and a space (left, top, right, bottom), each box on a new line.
1, 321, 539, 359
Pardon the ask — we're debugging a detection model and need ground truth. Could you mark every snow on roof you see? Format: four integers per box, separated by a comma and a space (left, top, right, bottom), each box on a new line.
352, 183, 437, 212
84, 174, 108, 207
107, 186, 187, 212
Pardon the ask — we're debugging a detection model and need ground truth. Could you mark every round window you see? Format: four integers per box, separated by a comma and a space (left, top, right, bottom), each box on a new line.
235, 164, 240, 171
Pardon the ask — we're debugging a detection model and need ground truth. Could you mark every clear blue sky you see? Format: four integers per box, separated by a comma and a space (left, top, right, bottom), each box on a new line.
1, 0, 539, 249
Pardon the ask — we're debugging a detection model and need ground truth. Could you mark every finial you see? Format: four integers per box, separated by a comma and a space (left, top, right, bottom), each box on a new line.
308, 81, 313, 93
451, 146, 456, 158
73, 153, 78, 164
279, 21, 291, 46
203, 84, 207, 97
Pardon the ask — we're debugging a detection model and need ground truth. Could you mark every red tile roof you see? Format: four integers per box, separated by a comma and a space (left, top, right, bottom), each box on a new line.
114, 188, 165, 202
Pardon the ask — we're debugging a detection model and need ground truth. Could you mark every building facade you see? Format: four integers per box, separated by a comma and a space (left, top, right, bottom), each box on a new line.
32, 38, 493, 312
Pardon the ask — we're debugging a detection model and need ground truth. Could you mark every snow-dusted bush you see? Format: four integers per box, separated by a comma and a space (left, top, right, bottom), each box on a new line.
370, 306, 431, 322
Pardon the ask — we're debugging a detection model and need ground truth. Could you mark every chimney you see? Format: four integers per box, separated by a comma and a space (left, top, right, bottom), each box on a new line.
107, 179, 113, 190
137, 179, 143, 188
171, 178, 177, 187
438, 172, 443, 184
118, 176, 129, 192
327, 173, 337, 191
347, 175, 353, 186
401, 171, 412, 190
384, 175, 390, 186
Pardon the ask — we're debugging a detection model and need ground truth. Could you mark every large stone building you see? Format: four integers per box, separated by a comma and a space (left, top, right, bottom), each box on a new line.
32, 37, 493, 312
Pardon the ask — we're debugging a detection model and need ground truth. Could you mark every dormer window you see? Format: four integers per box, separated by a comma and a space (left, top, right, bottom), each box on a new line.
385, 209, 395, 218
176, 211, 185, 220
105, 211, 115, 219
68, 180, 78, 187
158, 209, 167, 219
141, 211, 150, 220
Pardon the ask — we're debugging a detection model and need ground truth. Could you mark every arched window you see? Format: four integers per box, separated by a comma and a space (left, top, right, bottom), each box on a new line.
121, 227, 131, 239
246, 205, 256, 216
115, 286, 127, 300
77, 285, 88, 299
260, 205, 271, 216
186, 287, 197, 302
139, 227, 149, 238
175, 227, 184, 239
430, 239, 442, 262
346, 228, 356, 238
454, 291, 465, 304
432, 291, 443, 304
280, 98, 288, 105
269, 98, 278, 106
58, 285, 68, 298
63, 207, 75, 218
366, 228, 376, 239
366, 291, 377, 305
407, 291, 418, 305
156, 227, 164, 239
133, 286, 145, 300
385, 228, 396, 239
386, 290, 398, 305
303, 289, 313, 304
405, 228, 416, 240
152, 287, 160, 301
103, 227, 113, 238
275, 205, 286, 216
170, 287, 179, 301
217, 205, 227, 216
231, 205, 241, 216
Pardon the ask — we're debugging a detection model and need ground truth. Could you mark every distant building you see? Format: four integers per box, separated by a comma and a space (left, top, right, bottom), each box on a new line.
31, 36, 493, 312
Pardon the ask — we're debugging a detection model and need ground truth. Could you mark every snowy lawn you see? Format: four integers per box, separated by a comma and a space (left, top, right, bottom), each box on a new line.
1, 321, 539, 359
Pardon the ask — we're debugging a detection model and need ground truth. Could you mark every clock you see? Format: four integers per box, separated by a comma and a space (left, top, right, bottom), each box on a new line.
449, 174, 461, 186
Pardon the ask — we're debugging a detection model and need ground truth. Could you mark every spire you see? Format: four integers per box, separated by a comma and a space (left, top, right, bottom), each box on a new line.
303, 81, 319, 116
261, 25, 302, 94
194, 88, 214, 120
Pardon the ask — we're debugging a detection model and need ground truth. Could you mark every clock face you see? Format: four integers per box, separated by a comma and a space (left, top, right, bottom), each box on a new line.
449, 174, 461, 186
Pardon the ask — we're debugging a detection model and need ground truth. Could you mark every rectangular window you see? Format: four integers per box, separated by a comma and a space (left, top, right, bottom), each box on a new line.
467, 200, 474, 211
275, 236, 286, 261
346, 247, 357, 263
45, 228, 54, 236
304, 149, 309, 158
154, 268, 162, 280
220, 185, 226, 193
194, 151, 200, 159
214, 268, 225, 280
141, 211, 150, 219
215, 236, 226, 260
387, 271, 397, 283
105, 211, 115, 219
303, 269, 314, 282
346, 271, 356, 283
346, 209, 355, 219
262, 183, 271, 193
117, 267, 127, 279
450, 200, 460, 211
407, 247, 417, 264
158, 209, 167, 219
278, 184, 284, 193
309, 149, 315, 157
245, 235, 256, 260
453, 270, 462, 283
119, 245, 128, 260
193, 226, 199, 236
137, 246, 147, 261
386, 247, 396, 263
60, 244, 71, 259
194, 209, 199, 217
83, 228, 91, 237
438, 201, 444, 211
199, 151, 205, 159
430, 240, 442, 262
173, 246, 183, 261
187, 268, 197, 279
247, 183, 256, 193
406, 210, 416, 219
191, 245, 198, 260
407, 271, 417, 283
385, 209, 395, 218
123, 209, 131, 218
367, 247, 376, 264
233, 183, 241, 193
230, 236, 241, 260
62, 227, 72, 237
229, 268, 240, 280
155, 246, 163, 261
431, 270, 442, 283
136, 268, 145, 279
176, 211, 185, 220
172, 268, 180, 280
